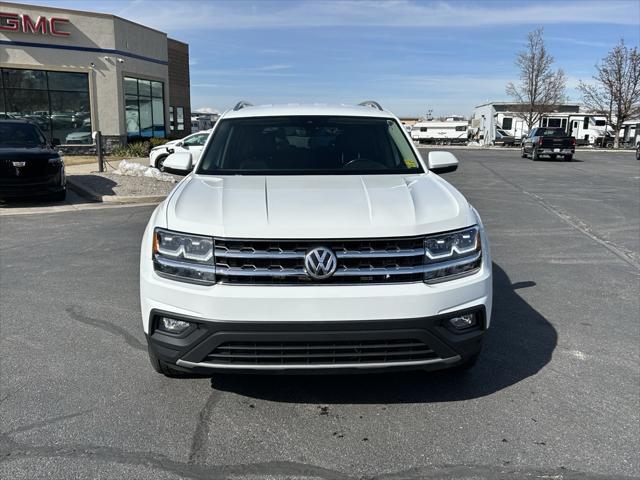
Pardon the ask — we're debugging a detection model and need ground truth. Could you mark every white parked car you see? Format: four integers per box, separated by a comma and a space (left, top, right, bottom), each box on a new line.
148, 130, 212, 171
140, 101, 492, 377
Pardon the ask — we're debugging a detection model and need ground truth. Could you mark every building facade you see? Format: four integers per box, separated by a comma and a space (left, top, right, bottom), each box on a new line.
0, 2, 191, 153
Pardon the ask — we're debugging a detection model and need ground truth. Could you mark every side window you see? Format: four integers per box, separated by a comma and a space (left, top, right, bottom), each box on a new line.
583, 117, 589, 129
182, 134, 200, 146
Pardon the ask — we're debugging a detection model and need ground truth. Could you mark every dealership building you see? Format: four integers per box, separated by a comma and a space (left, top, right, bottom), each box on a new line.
0, 2, 191, 152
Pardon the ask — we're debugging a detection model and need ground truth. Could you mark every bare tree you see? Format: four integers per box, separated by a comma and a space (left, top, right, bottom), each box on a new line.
578, 40, 640, 148
506, 28, 567, 131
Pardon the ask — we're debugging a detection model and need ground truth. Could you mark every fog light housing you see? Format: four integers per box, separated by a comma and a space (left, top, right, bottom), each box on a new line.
159, 317, 191, 334
448, 313, 477, 330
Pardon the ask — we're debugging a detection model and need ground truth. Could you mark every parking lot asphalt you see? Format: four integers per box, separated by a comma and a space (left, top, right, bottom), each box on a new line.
1, 149, 638, 479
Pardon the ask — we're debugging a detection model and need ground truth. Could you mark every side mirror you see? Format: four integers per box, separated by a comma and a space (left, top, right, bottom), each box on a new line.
162, 151, 192, 171
428, 151, 458, 174
175, 141, 184, 147
51, 138, 61, 147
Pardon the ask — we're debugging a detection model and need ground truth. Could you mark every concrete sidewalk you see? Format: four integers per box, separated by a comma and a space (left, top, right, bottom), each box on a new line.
65, 159, 177, 204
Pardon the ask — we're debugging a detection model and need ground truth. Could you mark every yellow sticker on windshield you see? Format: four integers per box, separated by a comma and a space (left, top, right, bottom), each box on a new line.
404, 158, 418, 168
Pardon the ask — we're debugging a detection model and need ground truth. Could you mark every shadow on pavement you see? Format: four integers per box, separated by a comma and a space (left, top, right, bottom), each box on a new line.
210, 262, 557, 403
67, 174, 118, 196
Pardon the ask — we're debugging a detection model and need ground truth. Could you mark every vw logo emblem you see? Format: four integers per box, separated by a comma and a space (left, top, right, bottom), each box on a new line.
304, 246, 337, 280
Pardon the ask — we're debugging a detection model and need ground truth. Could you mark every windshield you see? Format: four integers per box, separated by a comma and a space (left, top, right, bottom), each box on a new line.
0, 122, 47, 147
197, 116, 423, 175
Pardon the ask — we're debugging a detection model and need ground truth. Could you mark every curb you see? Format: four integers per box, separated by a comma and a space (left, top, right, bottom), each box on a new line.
67, 177, 167, 204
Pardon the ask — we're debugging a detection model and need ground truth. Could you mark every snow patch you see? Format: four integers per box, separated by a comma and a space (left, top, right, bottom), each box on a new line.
114, 160, 176, 183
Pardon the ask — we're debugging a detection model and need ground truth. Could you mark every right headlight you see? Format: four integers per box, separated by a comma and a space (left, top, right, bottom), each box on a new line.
424, 226, 482, 283
152, 228, 216, 285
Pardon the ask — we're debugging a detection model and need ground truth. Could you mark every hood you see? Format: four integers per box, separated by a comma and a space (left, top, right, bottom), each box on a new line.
165, 174, 473, 238
0, 147, 58, 160
152, 139, 180, 150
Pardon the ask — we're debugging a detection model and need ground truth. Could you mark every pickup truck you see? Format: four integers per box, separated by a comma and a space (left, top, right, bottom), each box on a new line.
521, 127, 575, 161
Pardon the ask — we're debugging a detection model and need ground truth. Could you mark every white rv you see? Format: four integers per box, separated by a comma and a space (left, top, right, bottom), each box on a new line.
411, 119, 469, 144
567, 115, 611, 146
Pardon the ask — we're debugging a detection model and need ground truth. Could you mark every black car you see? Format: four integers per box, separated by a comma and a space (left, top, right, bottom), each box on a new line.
0, 120, 66, 201
493, 128, 520, 147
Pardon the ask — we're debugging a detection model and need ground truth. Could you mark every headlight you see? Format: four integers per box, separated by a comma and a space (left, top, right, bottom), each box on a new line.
152, 228, 215, 285
424, 226, 482, 283
48, 156, 63, 166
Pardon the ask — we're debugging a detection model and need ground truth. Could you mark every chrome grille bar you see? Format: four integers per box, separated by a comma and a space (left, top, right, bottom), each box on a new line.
214, 251, 481, 278
215, 247, 425, 259
212, 236, 478, 284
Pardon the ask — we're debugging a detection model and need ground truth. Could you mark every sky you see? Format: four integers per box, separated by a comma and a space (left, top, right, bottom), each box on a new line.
39, 0, 640, 117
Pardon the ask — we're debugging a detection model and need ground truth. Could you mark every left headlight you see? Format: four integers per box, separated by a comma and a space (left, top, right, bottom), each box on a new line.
424, 226, 482, 283
152, 228, 216, 285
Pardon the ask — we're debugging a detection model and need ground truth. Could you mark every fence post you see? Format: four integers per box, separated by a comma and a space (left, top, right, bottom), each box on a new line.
95, 131, 105, 173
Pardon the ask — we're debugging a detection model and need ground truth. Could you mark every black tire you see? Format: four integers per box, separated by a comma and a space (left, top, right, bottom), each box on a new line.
156, 155, 167, 172
521, 147, 527, 158
531, 148, 539, 161
49, 189, 66, 202
564, 155, 573, 162
147, 342, 190, 378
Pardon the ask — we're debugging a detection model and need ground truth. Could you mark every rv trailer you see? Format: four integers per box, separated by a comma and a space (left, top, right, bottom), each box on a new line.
411, 119, 469, 145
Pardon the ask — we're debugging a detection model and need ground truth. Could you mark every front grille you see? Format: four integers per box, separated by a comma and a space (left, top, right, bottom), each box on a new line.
0, 159, 50, 179
214, 237, 426, 284
206, 338, 439, 366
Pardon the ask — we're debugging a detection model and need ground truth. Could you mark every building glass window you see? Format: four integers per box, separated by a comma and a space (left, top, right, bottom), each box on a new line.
124, 77, 165, 139
176, 106, 185, 131
169, 106, 174, 131
502, 117, 513, 130
0, 68, 92, 144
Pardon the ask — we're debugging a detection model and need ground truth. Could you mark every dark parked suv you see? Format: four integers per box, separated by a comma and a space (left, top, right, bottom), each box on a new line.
0, 120, 66, 201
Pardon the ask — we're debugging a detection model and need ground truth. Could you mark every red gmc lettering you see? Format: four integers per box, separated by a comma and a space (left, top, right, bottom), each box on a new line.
22, 15, 47, 34
50, 17, 70, 36
0, 12, 20, 31
0, 12, 70, 36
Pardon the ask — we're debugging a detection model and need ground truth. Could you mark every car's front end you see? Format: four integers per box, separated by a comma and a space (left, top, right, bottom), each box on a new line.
140, 104, 492, 376
0, 151, 65, 199
141, 212, 491, 375
149, 142, 176, 168
0, 121, 66, 200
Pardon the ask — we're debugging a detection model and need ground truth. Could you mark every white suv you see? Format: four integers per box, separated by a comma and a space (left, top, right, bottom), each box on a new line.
149, 130, 212, 172
140, 101, 492, 377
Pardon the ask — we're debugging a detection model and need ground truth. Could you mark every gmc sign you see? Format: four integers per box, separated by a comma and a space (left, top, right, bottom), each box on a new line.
0, 12, 71, 37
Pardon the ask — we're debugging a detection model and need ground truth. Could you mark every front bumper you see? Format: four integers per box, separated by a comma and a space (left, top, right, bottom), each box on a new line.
0, 170, 65, 198
140, 208, 493, 373
147, 307, 486, 374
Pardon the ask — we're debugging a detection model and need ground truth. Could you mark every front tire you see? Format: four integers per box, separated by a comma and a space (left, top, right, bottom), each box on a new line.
521, 147, 527, 158
564, 155, 573, 162
156, 155, 167, 172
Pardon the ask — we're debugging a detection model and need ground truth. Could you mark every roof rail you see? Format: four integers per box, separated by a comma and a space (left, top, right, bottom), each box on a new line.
358, 100, 384, 111
233, 101, 254, 111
